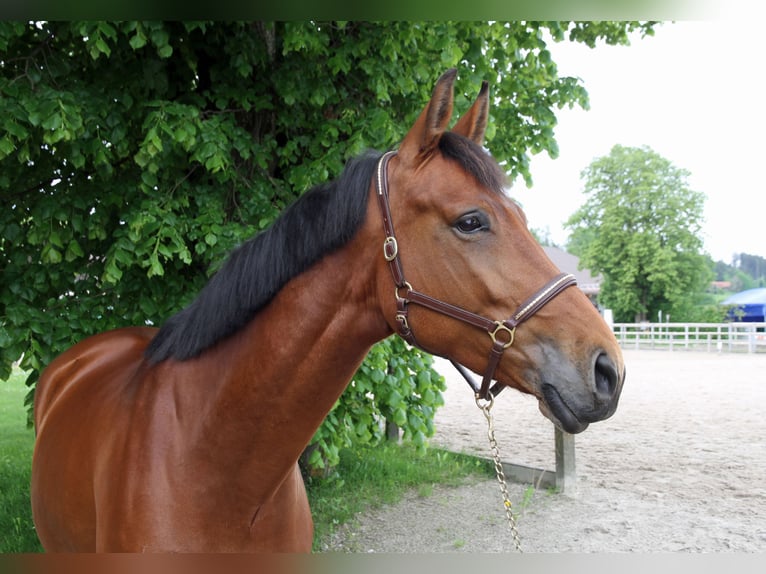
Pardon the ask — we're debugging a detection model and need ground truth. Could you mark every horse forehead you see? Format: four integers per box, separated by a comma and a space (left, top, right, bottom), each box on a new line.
418, 165, 525, 224
402, 157, 504, 206
423, 156, 482, 191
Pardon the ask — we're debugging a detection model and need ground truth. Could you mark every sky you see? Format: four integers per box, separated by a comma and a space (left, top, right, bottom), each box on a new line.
512, 19, 765, 264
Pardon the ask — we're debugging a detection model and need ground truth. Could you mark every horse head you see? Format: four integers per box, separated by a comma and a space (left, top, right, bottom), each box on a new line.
375, 69, 625, 433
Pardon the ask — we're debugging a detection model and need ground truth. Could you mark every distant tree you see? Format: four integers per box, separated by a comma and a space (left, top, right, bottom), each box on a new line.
715, 253, 766, 292
565, 225, 596, 259
566, 144, 711, 322
737, 253, 766, 286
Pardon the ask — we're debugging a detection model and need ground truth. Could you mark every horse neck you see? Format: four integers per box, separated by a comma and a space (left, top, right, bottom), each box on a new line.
174, 224, 389, 500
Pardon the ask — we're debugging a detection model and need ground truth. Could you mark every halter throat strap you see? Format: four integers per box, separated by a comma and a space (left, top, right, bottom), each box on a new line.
374, 151, 576, 400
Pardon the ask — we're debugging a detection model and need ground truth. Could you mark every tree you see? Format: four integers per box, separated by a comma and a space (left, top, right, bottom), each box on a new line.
1, 21, 656, 470
715, 253, 766, 293
736, 253, 766, 286
566, 144, 711, 322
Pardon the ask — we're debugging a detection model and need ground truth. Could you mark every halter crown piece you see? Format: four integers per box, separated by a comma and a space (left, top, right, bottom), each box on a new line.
375, 151, 577, 400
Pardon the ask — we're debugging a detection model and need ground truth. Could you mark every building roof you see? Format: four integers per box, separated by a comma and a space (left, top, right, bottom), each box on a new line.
721, 288, 766, 321
542, 246, 602, 295
722, 288, 766, 305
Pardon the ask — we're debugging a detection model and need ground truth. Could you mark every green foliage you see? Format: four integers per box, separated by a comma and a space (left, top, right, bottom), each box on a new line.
1, 21, 656, 465
566, 145, 711, 322
306, 337, 445, 471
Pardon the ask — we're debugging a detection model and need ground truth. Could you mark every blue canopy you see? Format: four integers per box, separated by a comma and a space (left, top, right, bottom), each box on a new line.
722, 288, 766, 322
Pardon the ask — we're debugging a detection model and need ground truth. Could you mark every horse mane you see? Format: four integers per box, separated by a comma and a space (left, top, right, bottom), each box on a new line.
438, 131, 507, 194
145, 150, 383, 364
145, 133, 507, 364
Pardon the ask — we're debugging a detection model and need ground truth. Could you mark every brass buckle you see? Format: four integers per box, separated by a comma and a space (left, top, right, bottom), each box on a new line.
383, 236, 398, 262
489, 322, 516, 349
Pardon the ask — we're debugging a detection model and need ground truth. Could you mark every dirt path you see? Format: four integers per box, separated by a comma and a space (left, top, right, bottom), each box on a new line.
323, 350, 766, 552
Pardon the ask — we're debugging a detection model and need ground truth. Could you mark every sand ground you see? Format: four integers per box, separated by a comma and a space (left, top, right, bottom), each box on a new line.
323, 350, 766, 552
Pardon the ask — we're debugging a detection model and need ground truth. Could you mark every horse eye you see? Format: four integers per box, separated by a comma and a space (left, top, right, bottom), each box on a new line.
454, 213, 488, 234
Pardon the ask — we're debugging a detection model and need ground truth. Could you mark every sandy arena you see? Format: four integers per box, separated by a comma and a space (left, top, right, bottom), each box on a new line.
324, 350, 766, 552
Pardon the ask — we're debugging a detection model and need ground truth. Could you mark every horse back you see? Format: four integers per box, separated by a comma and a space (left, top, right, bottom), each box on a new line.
33, 326, 157, 432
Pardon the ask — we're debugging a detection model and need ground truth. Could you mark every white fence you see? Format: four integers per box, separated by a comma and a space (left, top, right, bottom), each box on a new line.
613, 322, 766, 353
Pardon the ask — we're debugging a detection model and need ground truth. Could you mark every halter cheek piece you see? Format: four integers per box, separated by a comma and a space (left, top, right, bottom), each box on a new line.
375, 151, 577, 401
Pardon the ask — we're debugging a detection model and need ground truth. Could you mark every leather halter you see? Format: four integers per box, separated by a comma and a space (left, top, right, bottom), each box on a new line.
374, 150, 577, 401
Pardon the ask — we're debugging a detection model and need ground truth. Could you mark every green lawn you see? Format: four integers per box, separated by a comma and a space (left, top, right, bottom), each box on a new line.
0, 368, 490, 553
0, 369, 42, 553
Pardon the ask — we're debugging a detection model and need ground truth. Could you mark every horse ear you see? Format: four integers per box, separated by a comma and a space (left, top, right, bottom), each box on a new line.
451, 80, 489, 145
398, 69, 457, 166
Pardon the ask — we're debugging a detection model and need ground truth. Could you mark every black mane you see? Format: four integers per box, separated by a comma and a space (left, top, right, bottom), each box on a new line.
438, 131, 507, 194
145, 150, 382, 363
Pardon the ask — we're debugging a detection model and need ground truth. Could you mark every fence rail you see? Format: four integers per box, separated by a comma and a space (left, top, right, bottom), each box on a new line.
613, 322, 766, 353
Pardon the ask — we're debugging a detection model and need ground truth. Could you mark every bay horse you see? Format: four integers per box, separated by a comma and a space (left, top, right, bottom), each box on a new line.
31, 69, 625, 552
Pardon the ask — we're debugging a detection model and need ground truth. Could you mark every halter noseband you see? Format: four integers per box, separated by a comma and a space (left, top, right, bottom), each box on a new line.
375, 150, 577, 401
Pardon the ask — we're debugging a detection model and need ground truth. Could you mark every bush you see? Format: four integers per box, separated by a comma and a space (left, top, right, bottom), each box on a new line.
303, 337, 445, 473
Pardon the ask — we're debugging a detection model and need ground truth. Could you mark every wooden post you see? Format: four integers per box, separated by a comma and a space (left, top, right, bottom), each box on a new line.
554, 427, 576, 495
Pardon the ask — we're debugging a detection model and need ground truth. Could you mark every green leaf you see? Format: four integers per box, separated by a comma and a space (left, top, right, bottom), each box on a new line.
392, 408, 407, 428
47, 231, 64, 248
64, 239, 84, 262
0, 137, 14, 159
148, 254, 164, 278
42, 244, 62, 264
0, 325, 12, 349
386, 389, 403, 409
103, 259, 123, 283
129, 30, 147, 50
139, 296, 158, 317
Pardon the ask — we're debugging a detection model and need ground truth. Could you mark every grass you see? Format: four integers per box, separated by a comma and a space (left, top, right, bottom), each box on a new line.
305, 443, 493, 551
0, 367, 493, 553
0, 368, 42, 553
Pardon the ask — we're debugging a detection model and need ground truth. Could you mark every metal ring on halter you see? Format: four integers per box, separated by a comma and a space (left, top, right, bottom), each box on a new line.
475, 392, 495, 412
395, 281, 413, 301
489, 321, 516, 349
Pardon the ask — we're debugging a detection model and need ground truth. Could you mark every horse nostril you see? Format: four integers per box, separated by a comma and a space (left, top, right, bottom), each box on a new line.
594, 353, 619, 399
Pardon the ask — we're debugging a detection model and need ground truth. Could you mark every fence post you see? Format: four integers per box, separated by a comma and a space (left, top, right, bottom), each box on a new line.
554, 427, 576, 495
717, 325, 723, 353
728, 324, 733, 352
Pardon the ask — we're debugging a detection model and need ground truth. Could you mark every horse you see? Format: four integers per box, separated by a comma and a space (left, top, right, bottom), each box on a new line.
31, 69, 625, 552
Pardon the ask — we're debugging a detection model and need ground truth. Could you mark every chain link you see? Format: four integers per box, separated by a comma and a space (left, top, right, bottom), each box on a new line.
476, 395, 523, 552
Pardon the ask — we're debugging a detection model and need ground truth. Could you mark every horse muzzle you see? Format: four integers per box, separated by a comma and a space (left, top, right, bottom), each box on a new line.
537, 352, 625, 434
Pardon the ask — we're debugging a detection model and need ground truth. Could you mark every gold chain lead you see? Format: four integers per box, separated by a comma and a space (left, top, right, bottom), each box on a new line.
476, 396, 523, 552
